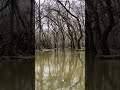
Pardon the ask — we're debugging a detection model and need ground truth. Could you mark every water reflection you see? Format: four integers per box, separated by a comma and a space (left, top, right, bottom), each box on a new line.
35, 49, 85, 90
0, 59, 34, 90
86, 54, 120, 90
93, 59, 120, 90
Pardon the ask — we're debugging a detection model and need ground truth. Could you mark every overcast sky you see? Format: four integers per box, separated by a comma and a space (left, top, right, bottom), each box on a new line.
35, 0, 85, 4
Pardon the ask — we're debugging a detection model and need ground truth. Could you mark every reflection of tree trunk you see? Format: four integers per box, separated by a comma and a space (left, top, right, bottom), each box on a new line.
85, 11, 96, 89
95, 60, 118, 90
40, 53, 44, 90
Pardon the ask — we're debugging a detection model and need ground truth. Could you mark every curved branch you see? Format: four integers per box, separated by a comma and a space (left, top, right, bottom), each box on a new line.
0, 0, 10, 12
56, 0, 83, 40
56, 0, 77, 18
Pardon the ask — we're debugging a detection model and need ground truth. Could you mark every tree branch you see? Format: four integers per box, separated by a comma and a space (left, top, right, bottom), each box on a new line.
0, 0, 10, 12
56, 0, 77, 18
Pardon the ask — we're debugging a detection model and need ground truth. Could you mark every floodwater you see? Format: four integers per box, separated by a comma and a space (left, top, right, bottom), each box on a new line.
86, 53, 120, 90
0, 59, 34, 90
35, 49, 85, 90
93, 59, 120, 90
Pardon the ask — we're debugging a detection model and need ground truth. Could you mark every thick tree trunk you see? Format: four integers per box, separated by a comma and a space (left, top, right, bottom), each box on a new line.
9, 0, 15, 56
85, 11, 97, 54
100, 0, 115, 55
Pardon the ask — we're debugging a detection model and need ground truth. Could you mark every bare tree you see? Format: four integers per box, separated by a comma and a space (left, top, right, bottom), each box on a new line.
35, 0, 85, 50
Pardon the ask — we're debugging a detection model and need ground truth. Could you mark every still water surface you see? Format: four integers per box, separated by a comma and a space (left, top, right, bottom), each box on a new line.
0, 59, 34, 90
35, 49, 85, 90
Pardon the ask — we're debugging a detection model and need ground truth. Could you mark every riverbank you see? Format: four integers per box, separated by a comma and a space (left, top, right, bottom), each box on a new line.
36, 47, 85, 52
0, 56, 34, 61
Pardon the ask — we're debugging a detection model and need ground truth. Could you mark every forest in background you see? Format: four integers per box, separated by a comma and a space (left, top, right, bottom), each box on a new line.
0, 0, 35, 56
86, 0, 120, 55
86, 0, 120, 90
0, 0, 85, 56
35, 0, 85, 50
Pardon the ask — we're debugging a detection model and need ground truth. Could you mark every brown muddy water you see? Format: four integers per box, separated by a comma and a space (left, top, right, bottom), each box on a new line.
35, 49, 85, 90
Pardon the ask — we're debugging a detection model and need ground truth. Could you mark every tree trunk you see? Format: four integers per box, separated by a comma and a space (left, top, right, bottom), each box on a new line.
9, 0, 15, 56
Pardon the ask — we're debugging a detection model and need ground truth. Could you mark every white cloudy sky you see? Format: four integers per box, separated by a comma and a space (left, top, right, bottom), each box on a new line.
35, 0, 85, 4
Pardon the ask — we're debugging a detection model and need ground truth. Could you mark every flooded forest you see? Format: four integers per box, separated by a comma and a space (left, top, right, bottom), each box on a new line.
0, 0, 34, 90
86, 0, 120, 90
35, 0, 85, 90
1, 0, 120, 90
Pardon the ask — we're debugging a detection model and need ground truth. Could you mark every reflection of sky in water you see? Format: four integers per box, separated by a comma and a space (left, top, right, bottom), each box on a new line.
35, 50, 85, 90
